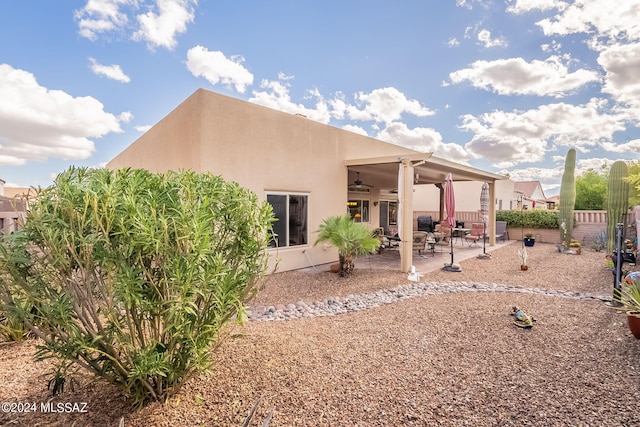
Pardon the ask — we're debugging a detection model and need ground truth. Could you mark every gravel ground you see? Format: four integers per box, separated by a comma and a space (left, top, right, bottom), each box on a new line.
2, 243, 640, 426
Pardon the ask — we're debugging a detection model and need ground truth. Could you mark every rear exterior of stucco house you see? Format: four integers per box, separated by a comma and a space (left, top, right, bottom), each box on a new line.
108, 89, 504, 273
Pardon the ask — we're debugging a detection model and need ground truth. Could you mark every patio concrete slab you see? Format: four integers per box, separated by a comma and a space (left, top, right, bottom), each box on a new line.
354, 239, 517, 274
300, 239, 518, 275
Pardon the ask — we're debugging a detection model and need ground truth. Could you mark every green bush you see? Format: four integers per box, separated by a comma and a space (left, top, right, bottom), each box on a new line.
0, 309, 32, 342
496, 210, 560, 229
0, 167, 273, 406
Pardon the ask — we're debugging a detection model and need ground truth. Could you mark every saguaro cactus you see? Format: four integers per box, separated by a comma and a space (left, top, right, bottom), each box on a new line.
607, 161, 630, 252
559, 149, 577, 246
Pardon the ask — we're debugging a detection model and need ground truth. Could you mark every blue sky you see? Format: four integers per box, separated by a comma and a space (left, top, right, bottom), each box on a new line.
1, 0, 639, 195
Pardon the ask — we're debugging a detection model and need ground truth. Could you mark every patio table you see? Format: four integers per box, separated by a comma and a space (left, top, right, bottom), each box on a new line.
452, 228, 470, 245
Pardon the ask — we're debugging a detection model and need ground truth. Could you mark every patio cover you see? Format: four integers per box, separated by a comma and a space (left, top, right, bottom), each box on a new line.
345, 153, 505, 272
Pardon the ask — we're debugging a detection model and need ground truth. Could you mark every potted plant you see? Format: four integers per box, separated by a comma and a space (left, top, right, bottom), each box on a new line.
524, 233, 535, 247
615, 272, 640, 339
518, 247, 528, 270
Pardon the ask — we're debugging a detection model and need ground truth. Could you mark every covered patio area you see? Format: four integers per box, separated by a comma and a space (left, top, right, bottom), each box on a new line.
345, 153, 505, 273
354, 235, 515, 274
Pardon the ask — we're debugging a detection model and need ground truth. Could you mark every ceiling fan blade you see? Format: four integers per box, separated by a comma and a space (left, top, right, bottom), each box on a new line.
350, 172, 373, 188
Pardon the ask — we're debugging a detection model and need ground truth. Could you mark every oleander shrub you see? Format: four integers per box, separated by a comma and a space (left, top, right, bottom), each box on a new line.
0, 167, 273, 406
0, 235, 33, 343
0, 308, 32, 342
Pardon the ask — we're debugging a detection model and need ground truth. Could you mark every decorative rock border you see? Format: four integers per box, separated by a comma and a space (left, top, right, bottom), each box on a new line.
245, 281, 612, 322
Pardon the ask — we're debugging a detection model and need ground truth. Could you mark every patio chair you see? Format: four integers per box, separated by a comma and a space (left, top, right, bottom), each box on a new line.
464, 223, 484, 247
495, 221, 509, 242
413, 231, 429, 256
434, 223, 450, 243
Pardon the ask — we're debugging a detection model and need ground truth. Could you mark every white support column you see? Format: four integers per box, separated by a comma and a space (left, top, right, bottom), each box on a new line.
400, 159, 414, 273
489, 181, 497, 246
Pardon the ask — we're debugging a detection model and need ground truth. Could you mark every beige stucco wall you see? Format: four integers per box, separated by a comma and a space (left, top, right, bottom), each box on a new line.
108, 89, 417, 272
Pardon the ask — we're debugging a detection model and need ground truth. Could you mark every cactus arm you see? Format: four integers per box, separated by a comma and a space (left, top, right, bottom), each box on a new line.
606, 161, 630, 252
559, 149, 577, 246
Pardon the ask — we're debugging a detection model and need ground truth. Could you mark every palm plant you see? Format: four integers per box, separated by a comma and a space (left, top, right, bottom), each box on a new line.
315, 214, 380, 277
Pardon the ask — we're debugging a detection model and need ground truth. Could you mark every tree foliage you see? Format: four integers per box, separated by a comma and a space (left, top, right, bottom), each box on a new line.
0, 167, 273, 406
627, 161, 640, 207
575, 170, 607, 210
314, 214, 379, 277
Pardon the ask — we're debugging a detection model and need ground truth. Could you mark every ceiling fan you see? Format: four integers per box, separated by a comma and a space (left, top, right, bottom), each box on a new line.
349, 172, 373, 190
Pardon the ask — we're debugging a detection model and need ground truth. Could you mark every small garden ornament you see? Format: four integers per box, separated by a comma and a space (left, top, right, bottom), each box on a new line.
511, 306, 536, 328
518, 246, 528, 270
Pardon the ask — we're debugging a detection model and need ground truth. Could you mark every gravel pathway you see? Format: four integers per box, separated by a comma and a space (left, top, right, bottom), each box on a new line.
247, 281, 612, 321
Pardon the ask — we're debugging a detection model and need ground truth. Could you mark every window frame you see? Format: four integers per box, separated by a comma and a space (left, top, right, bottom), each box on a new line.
266, 191, 309, 249
347, 198, 370, 223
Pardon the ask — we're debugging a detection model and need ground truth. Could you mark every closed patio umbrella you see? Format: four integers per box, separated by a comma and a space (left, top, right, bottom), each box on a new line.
478, 182, 491, 258
443, 173, 461, 272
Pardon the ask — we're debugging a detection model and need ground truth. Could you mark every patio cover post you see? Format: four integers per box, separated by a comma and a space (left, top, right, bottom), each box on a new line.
488, 181, 497, 245
400, 158, 418, 273
436, 183, 444, 223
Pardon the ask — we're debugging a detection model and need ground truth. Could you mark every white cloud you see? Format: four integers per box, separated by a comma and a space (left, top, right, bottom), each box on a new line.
135, 124, 152, 132
541, 40, 562, 52
375, 122, 471, 162
249, 78, 331, 124
118, 111, 133, 123
341, 124, 369, 136
74, 0, 133, 40
345, 87, 434, 124
449, 55, 600, 97
186, 46, 254, 93
133, 0, 196, 50
477, 29, 508, 48
574, 158, 607, 175
0, 64, 122, 166
506, 0, 568, 14
536, 0, 640, 42
460, 99, 627, 167
599, 139, 640, 154
597, 42, 640, 109
447, 37, 460, 47
456, 0, 491, 10
89, 57, 131, 82
517, 0, 640, 137
505, 166, 563, 181
76, 0, 197, 50
467, 134, 548, 168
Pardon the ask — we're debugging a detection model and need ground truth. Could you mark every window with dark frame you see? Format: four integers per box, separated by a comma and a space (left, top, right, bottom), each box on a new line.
347, 199, 369, 223
388, 201, 398, 225
266, 193, 308, 248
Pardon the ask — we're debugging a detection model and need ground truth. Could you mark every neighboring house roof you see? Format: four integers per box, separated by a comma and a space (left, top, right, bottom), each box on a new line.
514, 181, 547, 199
0, 195, 27, 212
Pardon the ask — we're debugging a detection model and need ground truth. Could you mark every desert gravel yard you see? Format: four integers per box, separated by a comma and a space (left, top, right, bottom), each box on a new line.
2, 242, 640, 426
